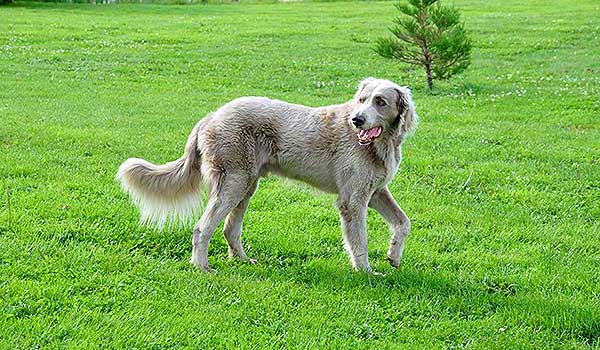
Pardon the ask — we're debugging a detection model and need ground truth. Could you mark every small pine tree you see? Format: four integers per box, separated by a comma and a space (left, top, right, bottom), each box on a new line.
375, 0, 471, 90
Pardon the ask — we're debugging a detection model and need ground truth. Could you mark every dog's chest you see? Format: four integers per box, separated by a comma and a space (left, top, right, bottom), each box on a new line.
376, 145, 402, 187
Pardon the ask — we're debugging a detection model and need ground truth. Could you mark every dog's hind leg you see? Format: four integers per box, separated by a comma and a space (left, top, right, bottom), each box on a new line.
223, 180, 258, 263
369, 187, 411, 268
190, 172, 254, 272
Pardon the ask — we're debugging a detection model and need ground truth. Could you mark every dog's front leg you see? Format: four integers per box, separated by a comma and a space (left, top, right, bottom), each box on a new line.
336, 193, 373, 273
369, 187, 411, 268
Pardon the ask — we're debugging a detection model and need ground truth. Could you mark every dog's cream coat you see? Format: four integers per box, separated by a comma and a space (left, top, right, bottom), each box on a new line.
118, 78, 418, 273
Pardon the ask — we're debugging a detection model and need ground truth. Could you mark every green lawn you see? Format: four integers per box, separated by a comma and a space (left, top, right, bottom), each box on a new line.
1, 0, 599, 348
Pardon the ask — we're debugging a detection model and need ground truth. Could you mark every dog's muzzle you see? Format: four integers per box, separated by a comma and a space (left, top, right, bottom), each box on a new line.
357, 126, 382, 145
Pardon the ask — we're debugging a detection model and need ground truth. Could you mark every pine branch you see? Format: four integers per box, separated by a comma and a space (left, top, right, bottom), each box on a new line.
374, 0, 471, 89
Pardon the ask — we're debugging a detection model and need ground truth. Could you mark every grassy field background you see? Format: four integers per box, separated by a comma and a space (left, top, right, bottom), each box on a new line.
1, 0, 599, 348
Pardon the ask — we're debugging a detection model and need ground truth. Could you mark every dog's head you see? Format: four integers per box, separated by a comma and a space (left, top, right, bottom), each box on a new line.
349, 77, 418, 145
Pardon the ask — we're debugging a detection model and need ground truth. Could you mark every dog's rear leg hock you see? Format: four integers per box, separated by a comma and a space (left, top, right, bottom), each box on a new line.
190, 173, 252, 272
223, 180, 258, 264
191, 198, 231, 273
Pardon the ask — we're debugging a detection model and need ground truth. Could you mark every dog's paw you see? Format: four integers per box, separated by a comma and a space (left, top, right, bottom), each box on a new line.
354, 265, 385, 276
228, 253, 257, 265
198, 265, 217, 273
387, 254, 401, 268
190, 257, 216, 273
370, 270, 386, 277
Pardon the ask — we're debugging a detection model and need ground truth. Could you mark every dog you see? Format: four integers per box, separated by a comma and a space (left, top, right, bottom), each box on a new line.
117, 77, 418, 274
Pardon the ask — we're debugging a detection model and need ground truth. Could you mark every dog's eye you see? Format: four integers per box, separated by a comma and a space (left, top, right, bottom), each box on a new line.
358, 97, 367, 104
376, 97, 387, 107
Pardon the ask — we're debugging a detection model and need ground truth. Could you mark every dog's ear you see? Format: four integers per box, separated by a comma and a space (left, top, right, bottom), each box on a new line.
396, 86, 418, 135
354, 77, 376, 100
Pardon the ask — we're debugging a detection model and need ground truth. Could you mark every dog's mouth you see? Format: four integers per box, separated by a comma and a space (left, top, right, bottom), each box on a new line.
357, 126, 383, 145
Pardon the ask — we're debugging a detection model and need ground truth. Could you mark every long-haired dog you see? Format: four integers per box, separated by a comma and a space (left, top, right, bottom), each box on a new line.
117, 78, 418, 274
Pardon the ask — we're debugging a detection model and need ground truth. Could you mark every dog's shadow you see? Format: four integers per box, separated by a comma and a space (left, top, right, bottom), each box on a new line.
131, 226, 599, 346
208, 253, 600, 346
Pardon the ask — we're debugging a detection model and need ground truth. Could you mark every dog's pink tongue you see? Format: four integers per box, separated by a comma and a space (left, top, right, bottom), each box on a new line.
358, 126, 383, 143
367, 127, 382, 138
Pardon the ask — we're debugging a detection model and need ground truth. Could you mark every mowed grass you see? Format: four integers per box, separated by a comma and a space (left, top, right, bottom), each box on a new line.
1, 0, 599, 348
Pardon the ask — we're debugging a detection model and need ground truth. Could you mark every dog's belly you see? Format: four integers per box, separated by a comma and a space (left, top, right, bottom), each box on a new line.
264, 158, 339, 194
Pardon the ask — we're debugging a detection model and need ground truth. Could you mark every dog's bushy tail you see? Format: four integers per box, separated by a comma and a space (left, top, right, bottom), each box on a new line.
116, 123, 203, 228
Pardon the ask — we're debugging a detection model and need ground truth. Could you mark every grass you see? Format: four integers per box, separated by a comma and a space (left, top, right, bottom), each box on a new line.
1, 0, 599, 348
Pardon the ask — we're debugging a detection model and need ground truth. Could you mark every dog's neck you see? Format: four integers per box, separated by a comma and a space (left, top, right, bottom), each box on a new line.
374, 112, 405, 160
373, 131, 403, 166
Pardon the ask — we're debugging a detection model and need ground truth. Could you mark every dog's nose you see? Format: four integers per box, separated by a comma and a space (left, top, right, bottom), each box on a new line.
352, 115, 365, 127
